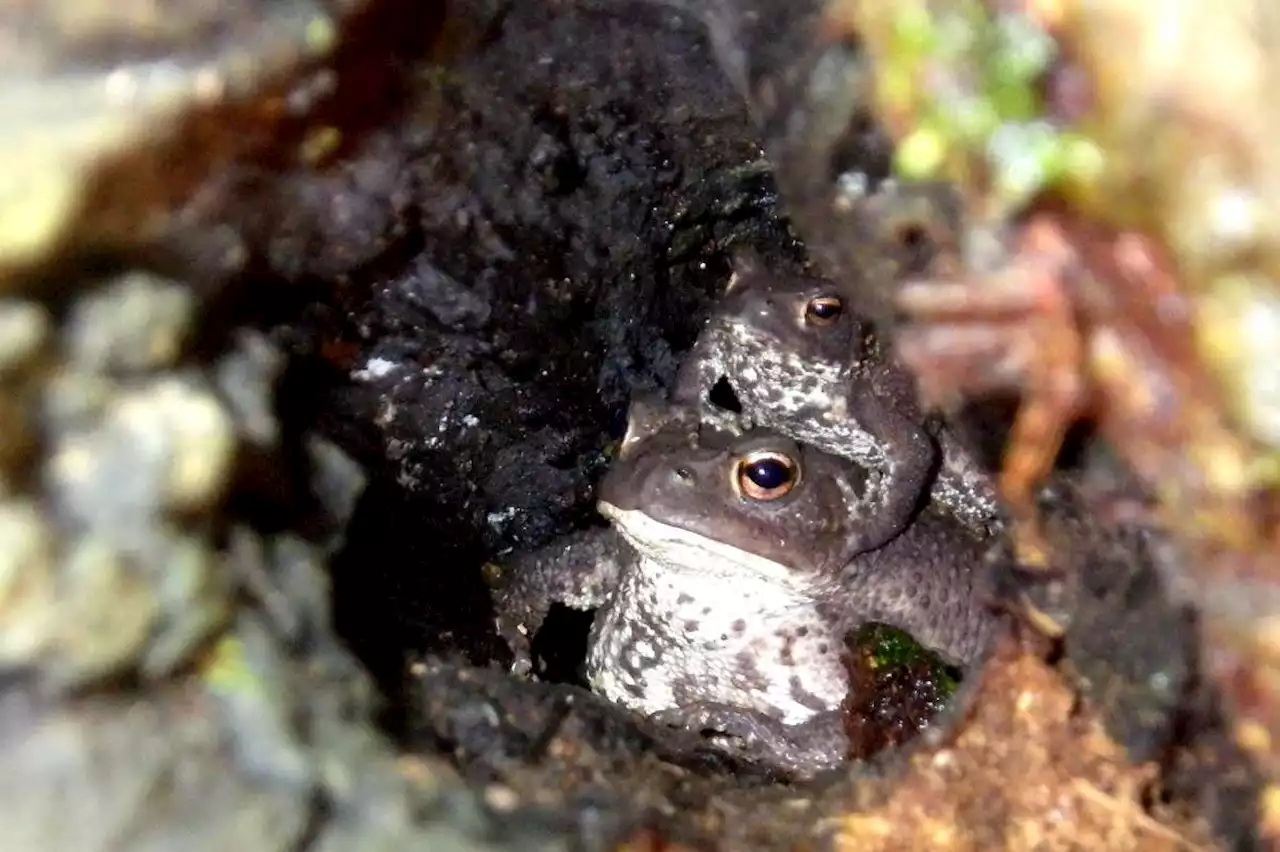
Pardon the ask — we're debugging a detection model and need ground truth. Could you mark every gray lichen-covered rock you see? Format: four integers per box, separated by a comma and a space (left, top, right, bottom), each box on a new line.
63, 273, 196, 374
0, 241, 575, 849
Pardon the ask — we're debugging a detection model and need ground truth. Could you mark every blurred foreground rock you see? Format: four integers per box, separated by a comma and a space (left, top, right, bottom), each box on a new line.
0, 259, 581, 850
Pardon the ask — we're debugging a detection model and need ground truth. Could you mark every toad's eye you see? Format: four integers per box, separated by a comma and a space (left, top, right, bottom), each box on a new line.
734, 451, 799, 500
805, 295, 843, 326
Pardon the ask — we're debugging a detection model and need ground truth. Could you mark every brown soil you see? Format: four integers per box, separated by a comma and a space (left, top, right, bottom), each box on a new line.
836, 637, 1216, 852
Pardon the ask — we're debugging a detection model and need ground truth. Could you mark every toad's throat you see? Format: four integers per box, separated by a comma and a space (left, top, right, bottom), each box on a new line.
597, 501, 805, 588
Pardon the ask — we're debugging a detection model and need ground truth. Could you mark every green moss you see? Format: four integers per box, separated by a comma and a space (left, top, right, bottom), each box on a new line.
852, 622, 960, 697
881, 4, 1103, 214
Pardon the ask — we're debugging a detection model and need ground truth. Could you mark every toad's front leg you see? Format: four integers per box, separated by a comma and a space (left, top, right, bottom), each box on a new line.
841, 384, 938, 552
651, 702, 850, 779
487, 528, 627, 677
929, 428, 1002, 536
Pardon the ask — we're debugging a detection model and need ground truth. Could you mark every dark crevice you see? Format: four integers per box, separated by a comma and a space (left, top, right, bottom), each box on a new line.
707, 375, 743, 413
529, 605, 595, 688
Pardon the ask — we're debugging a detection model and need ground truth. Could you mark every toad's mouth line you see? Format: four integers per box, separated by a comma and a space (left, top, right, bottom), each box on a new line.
596, 500, 805, 587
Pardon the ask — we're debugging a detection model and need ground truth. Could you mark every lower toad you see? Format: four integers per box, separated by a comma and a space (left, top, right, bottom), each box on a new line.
490, 396, 1001, 777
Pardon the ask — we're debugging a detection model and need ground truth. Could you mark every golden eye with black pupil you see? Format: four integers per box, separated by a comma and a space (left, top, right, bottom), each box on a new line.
734, 451, 799, 500
805, 295, 843, 326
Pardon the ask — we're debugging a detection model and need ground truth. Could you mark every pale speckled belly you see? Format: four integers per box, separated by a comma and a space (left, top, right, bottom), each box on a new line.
584, 560, 849, 725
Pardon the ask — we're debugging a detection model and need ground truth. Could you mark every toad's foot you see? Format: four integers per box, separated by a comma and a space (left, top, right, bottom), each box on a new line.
487, 528, 627, 678
651, 702, 849, 779
931, 473, 1001, 538
930, 430, 1002, 538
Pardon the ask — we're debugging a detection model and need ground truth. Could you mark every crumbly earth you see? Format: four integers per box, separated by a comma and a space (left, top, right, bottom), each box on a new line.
837, 637, 1215, 852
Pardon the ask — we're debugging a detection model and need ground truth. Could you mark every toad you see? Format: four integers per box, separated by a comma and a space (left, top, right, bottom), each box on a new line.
673, 251, 1002, 537
490, 397, 999, 777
